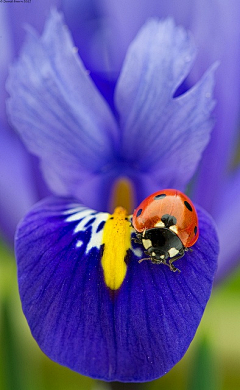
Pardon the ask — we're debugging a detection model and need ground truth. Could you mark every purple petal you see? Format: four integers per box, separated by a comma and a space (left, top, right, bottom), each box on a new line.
61, 0, 193, 74
0, 129, 38, 244
0, 7, 14, 125
1, 0, 61, 125
7, 10, 118, 201
97, 0, 201, 72
188, 1, 240, 213
213, 169, 240, 282
16, 196, 218, 381
61, 1, 120, 108
61, 0, 114, 73
115, 19, 216, 190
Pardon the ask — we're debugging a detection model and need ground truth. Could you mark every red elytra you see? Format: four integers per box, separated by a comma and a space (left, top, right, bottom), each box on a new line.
132, 189, 199, 248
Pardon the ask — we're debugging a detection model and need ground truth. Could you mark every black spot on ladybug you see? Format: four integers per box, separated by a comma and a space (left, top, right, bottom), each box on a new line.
136, 208, 142, 217
184, 201, 192, 211
110, 217, 114, 220
161, 214, 177, 228
194, 226, 198, 235
154, 193, 166, 200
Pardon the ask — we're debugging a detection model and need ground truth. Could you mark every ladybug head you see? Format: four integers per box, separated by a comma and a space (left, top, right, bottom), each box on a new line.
146, 246, 169, 264
141, 227, 184, 264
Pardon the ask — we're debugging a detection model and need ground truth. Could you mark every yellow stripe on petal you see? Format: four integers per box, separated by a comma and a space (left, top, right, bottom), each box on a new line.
101, 207, 131, 290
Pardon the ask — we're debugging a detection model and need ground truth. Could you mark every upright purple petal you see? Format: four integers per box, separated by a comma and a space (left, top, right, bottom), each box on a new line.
16, 196, 218, 381
115, 19, 216, 191
7, 10, 118, 203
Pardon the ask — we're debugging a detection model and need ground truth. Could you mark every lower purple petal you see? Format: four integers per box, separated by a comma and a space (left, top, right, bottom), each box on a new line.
16, 197, 218, 382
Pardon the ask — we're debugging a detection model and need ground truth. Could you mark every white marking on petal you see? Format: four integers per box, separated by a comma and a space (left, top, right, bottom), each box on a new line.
64, 205, 109, 252
64, 206, 95, 222
86, 215, 108, 252
132, 247, 143, 258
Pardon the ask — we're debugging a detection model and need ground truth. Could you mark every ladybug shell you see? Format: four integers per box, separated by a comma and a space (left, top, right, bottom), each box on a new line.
132, 189, 199, 248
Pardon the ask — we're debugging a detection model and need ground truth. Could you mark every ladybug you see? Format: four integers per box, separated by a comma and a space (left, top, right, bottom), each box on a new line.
132, 189, 199, 272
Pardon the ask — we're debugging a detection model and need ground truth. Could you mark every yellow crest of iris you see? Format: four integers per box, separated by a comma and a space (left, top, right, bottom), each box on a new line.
101, 207, 131, 290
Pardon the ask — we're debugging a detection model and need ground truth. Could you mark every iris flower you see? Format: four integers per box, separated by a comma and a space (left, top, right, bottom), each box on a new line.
0, 1, 239, 288
7, 11, 219, 382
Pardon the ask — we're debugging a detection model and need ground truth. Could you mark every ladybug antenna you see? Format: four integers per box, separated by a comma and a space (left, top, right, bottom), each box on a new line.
138, 257, 151, 264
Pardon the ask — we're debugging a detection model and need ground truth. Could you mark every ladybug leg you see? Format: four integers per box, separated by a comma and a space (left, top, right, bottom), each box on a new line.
159, 258, 179, 272
138, 250, 152, 263
161, 259, 174, 270
169, 263, 181, 273
168, 249, 185, 273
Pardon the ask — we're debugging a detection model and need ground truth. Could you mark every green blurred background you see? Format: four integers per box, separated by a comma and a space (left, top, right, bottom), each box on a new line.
1, 238, 239, 390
